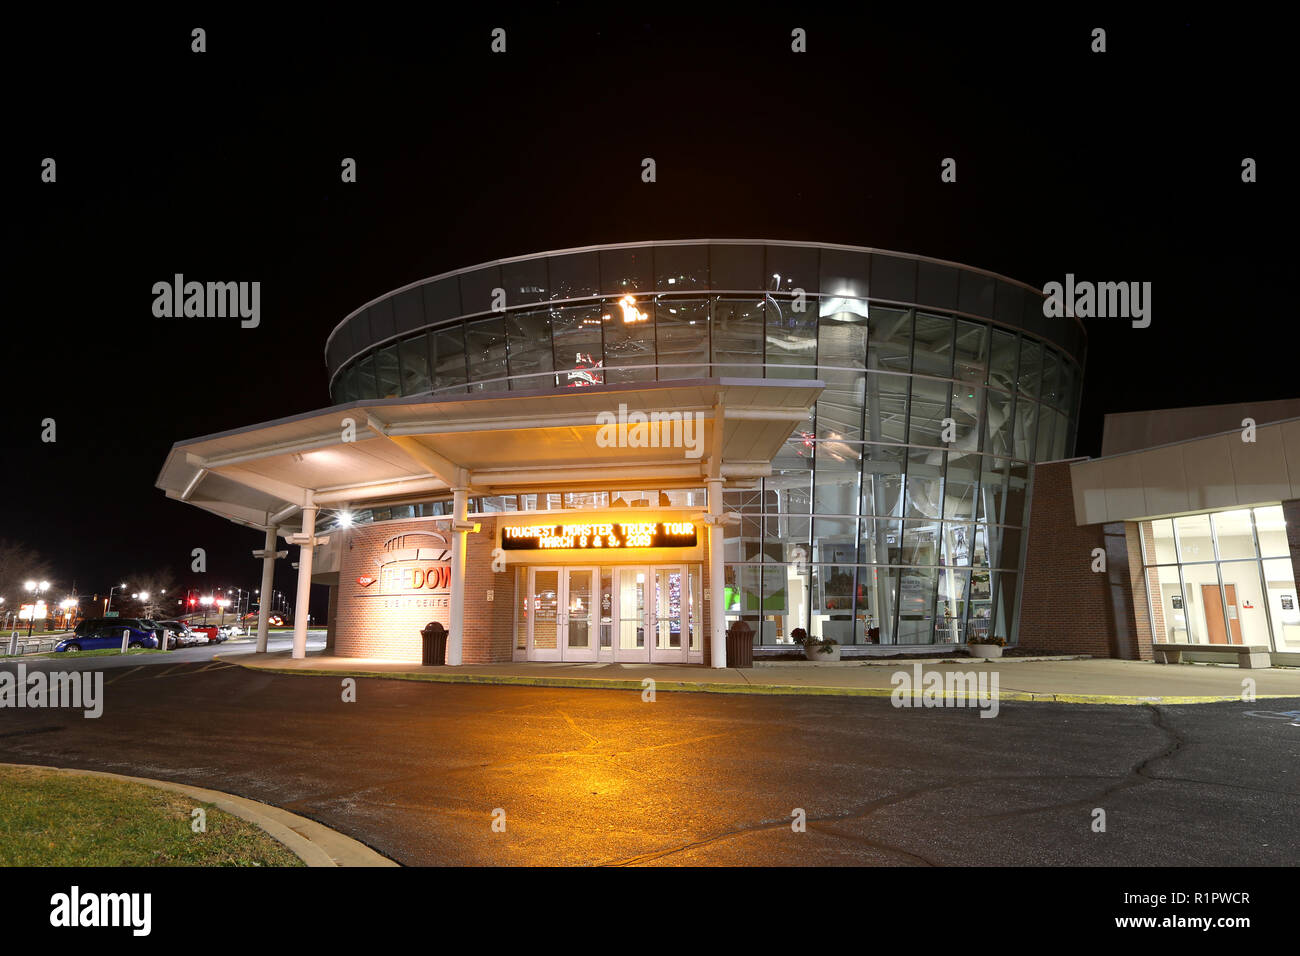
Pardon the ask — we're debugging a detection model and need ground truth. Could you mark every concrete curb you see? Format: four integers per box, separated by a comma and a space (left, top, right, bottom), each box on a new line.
752, 654, 1093, 667
0, 762, 398, 867
219, 657, 1293, 706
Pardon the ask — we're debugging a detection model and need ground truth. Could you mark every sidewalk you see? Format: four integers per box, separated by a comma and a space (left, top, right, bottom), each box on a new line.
224, 650, 1300, 705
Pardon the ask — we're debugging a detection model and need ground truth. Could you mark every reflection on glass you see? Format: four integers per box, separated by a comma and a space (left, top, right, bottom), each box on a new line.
533, 570, 558, 650
912, 314, 953, 377
1212, 509, 1256, 561
507, 309, 555, 389
619, 568, 646, 650
432, 325, 467, 391
515, 567, 528, 651
551, 304, 604, 387
374, 345, 397, 398
1174, 514, 1213, 562
896, 567, 937, 643
655, 297, 710, 377
908, 378, 950, 446
466, 316, 507, 391
654, 568, 683, 650
1255, 506, 1288, 557
1018, 339, 1042, 398
1264, 558, 1300, 649
602, 296, 656, 383
766, 297, 817, 376
714, 296, 764, 376
396, 335, 430, 395
566, 569, 593, 650
954, 320, 988, 384
936, 568, 970, 645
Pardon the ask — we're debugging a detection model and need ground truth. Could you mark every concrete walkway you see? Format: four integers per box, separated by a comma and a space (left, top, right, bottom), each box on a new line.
224, 650, 1300, 705
0, 762, 397, 867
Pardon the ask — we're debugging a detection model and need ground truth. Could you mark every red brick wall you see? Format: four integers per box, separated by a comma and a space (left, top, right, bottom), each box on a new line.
464, 517, 516, 664
334, 516, 515, 663
1019, 460, 1140, 657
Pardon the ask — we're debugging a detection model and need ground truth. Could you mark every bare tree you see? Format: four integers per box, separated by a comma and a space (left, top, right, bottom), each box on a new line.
0, 538, 57, 610
117, 567, 179, 620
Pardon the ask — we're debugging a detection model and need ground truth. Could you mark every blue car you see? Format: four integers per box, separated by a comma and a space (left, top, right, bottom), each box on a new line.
56, 622, 159, 652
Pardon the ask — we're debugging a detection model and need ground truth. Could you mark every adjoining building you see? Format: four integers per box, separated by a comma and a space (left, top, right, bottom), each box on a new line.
157, 239, 1088, 665
1021, 401, 1300, 666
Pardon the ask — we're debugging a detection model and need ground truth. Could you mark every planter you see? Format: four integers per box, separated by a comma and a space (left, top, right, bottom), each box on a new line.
804, 643, 842, 662
967, 643, 1003, 659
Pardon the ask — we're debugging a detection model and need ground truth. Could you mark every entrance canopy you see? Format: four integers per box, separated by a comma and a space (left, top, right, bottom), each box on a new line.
156, 378, 824, 531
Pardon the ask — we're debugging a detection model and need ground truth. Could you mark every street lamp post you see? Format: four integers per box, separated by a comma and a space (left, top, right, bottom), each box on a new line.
59, 598, 77, 630
24, 580, 50, 638
199, 594, 214, 624
105, 582, 127, 615
217, 597, 231, 627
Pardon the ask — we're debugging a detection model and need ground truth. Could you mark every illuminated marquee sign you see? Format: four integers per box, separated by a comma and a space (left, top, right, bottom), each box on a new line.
502, 521, 698, 551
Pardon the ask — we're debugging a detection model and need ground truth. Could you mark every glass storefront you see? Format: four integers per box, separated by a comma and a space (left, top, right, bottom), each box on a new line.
512, 563, 702, 663
1139, 506, 1300, 652
324, 243, 1086, 648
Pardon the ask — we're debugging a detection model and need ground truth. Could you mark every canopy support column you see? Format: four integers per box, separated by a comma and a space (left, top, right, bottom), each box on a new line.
707, 476, 727, 669
291, 505, 319, 660
253, 525, 285, 653
448, 482, 470, 666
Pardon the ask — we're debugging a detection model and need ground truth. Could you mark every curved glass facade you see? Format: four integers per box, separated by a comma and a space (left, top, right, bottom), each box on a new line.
324, 241, 1085, 647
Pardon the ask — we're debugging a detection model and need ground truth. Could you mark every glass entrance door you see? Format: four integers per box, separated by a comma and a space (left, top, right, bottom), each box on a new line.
649, 565, 701, 663
525, 567, 598, 661
616, 567, 650, 662
529, 569, 561, 661
650, 567, 684, 662
527, 565, 701, 663
564, 568, 597, 662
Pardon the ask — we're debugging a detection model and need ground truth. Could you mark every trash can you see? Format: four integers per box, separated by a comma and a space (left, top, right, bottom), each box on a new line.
725, 620, 754, 668
420, 621, 448, 666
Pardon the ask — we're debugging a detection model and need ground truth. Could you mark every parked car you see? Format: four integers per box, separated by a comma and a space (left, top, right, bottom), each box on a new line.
155, 620, 201, 649
56, 622, 159, 652
189, 624, 226, 644
219, 624, 244, 638
74, 617, 152, 637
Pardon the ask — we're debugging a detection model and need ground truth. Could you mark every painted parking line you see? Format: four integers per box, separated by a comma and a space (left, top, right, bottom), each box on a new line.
153, 663, 194, 679
104, 665, 145, 686
197, 661, 239, 672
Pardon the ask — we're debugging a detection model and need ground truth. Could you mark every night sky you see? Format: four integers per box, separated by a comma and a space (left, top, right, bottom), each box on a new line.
2, 9, 1286, 614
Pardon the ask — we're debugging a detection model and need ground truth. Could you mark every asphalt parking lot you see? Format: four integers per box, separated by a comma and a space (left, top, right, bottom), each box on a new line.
2, 648, 1297, 866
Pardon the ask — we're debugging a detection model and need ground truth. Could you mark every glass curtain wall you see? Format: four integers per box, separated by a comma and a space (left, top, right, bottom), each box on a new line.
328, 246, 1083, 647
1139, 506, 1299, 652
